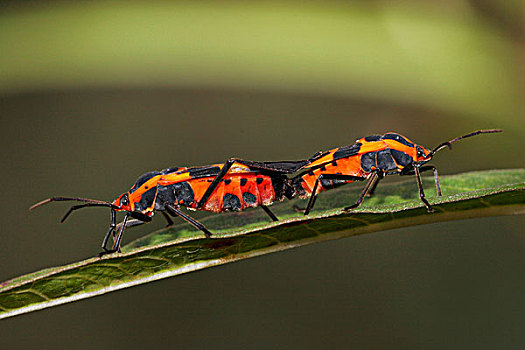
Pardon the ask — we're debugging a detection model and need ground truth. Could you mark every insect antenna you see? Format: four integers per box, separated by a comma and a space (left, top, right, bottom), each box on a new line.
430, 129, 503, 156
29, 197, 119, 223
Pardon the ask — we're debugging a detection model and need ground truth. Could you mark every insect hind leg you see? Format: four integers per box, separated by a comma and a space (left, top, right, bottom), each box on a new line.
165, 203, 213, 237
261, 205, 278, 221
161, 212, 174, 226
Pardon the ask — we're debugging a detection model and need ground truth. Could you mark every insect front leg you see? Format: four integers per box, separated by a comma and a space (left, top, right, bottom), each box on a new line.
99, 213, 131, 256
402, 164, 442, 197
413, 165, 434, 212
99, 212, 150, 257
112, 213, 130, 252
101, 209, 117, 253
422, 165, 441, 196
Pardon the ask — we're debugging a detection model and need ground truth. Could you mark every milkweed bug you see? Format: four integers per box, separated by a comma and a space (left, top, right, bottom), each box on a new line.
30, 129, 502, 255
292, 129, 503, 214
30, 159, 307, 255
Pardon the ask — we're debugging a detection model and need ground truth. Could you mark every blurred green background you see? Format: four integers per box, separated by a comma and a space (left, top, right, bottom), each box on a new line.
1, 1, 524, 348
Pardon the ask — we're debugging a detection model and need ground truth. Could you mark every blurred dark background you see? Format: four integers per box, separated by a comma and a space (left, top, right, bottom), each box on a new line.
1, 1, 524, 349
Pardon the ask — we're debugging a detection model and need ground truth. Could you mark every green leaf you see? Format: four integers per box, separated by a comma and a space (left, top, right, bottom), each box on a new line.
1, 169, 524, 319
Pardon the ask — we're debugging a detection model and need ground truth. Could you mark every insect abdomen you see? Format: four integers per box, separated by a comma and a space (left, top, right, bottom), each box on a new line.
163, 174, 286, 213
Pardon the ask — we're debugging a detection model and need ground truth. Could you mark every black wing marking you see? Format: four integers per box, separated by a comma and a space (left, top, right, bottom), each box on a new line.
249, 160, 311, 173
186, 166, 221, 179
332, 142, 362, 160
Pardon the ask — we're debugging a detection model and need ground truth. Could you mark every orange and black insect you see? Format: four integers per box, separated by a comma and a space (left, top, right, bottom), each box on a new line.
292, 129, 502, 214
30, 159, 306, 255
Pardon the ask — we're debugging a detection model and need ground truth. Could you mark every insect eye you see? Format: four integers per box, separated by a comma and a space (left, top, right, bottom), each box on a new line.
416, 146, 426, 158
120, 194, 129, 206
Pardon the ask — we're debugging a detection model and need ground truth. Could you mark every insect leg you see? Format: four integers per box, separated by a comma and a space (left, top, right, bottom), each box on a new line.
261, 205, 278, 221
102, 219, 148, 256
115, 218, 147, 232
196, 159, 237, 209
424, 165, 442, 197
99, 212, 131, 256
304, 176, 322, 215
344, 172, 380, 211
161, 211, 175, 227
402, 165, 441, 197
112, 213, 130, 252
414, 166, 434, 212
426, 165, 442, 197
304, 174, 366, 215
165, 203, 213, 237
101, 209, 117, 252
365, 172, 382, 197
292, 205, 304, 212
